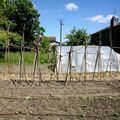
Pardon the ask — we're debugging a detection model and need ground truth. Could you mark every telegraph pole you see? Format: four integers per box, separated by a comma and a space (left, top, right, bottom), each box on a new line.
58, 19, 64, 45
57, 19, 64, 78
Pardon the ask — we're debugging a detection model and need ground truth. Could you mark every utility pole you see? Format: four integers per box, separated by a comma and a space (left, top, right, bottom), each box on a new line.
57, 19, 64, 78
58, 19, 64, 45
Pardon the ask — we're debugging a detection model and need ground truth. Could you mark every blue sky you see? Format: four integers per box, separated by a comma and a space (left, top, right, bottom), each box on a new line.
32, 0, 120, 42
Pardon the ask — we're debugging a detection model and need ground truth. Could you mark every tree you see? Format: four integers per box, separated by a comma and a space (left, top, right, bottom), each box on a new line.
40, 36, 50, 52
1, 0, 44, 45
0, 30, 22, 47
0, 0, 22, 49
65, 27, 90, 46
0, 0, 9, 29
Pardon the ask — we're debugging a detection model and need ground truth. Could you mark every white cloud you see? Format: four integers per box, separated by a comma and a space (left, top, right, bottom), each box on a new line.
65, 3, 79, 11
86, 15, 114, 23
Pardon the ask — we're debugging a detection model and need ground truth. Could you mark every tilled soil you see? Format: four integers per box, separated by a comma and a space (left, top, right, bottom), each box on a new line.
0, 80, 120, 120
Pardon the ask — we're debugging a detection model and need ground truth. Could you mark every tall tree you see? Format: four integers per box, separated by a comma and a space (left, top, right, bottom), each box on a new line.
0, 0, 8, 29
65, 27, 90, 46
2, 0, 43, 45
0, 0, 22, 48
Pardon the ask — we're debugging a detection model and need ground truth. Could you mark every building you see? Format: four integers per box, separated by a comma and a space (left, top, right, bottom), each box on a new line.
91, 16, 120, 53
46, 36, 60, 46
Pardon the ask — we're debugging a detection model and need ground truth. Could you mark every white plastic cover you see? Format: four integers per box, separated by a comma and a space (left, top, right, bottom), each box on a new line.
56, 46, 120, 73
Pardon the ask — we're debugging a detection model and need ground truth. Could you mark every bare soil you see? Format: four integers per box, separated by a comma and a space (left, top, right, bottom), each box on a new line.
0, 65, 120, 81
0, 80, 120, 120
0, 65, 120, 120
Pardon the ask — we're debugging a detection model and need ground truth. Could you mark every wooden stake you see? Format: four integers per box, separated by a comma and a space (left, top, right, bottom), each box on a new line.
84, 39, 87, 81
92, 32, 102, 81
32, 39, 42, 85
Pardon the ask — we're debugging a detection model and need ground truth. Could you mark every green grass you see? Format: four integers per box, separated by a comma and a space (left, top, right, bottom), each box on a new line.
0, 51, 51, 65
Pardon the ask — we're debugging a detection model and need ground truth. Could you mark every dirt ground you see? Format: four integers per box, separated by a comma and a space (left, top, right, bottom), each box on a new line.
0, 65, 120, 120
0, 64, 120, 81
0, 80, 120, 120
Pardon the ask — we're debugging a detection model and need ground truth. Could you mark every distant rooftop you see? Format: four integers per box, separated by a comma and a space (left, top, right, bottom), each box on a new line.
46, 36, 56, 41
91, 22, 120, 35
91, 16, 120, 35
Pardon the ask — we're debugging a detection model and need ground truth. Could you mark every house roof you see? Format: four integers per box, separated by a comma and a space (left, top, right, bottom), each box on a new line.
46, 36, 56, 41
91, 22, 120, 35
40, 36, 56, 41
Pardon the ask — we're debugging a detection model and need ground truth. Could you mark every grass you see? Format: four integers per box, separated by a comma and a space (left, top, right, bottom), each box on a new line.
0, 51, 51, 65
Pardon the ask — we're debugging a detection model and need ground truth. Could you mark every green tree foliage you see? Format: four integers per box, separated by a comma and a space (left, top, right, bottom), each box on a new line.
65, 27, 90, 46
40, 37, 50, 52
0, 0, 15, 30
0, 30, 22, 47
0, 0, 44, 45
6, 0, 41, 44
0, 0, 8, 29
